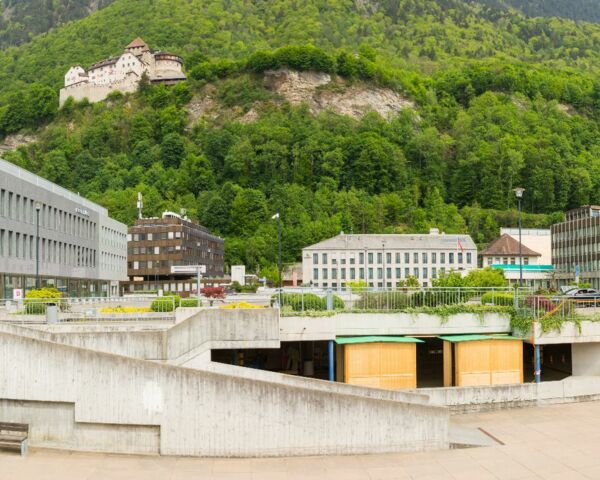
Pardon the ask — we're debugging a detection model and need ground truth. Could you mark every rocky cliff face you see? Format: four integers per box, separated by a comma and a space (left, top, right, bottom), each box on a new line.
263, 69, 415, 119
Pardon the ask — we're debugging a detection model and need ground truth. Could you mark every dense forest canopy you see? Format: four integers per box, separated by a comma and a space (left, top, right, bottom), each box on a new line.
1, 0, 599, 275
470, 0, 600, 24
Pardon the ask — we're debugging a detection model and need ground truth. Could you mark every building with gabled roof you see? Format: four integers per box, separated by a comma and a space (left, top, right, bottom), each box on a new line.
59, 37, 186, 106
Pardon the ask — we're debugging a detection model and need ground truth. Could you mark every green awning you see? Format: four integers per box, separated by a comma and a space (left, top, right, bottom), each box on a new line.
438, 334, 523, 343
335, 336, 424, 345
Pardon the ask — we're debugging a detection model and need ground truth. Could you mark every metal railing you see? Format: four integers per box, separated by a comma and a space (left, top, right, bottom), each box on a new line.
273, 287, 527, 313
517, 294, 600, 324
0, 295, 177, 324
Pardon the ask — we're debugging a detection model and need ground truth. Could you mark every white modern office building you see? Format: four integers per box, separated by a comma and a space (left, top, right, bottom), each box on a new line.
302, 229, 478, 288
0, 158, 128, 298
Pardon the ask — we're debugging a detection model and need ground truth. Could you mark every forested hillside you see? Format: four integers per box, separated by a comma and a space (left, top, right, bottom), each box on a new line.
0, 0, 113, 48
1, 0, 600, 275
471, 0, 600, 24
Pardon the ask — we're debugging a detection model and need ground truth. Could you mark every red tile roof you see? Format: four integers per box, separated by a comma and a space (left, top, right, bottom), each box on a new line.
126, 37, 149, 49
480, 234, 541, 256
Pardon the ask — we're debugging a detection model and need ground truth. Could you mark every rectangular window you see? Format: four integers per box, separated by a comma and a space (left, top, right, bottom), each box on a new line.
386, 267, 392, 279
449, 253, 454, 264
413, 252, 418, 263
396, 268, 401, 278
332, 257, 337, 265
413, 267, 419, 278
524, 257, 529, 265
341, 269, 346, 280
432, 252, 437, 263
377, 268, 383, 279
458, 252, 463, 264
313, 253, 318, 264
349, 256, 355, 265
313, 268, 318, 280
386, 252, 392, 264
511, 257, 516, 265
350, 268, 356, 279
359, 252, 364, 264
422, 252, 428, 263
405, 252, 410, 263
405, 267, 410, 278
322, 269, 328, 279
395, 253, 401, 264
368, 268, 374, 279
368, 252, 373, 264
432, 267, 437, 279
332, 269, 337, 280
467, 253, 472, 264
322, 253, 328, 264
423, 267, 428, 279
359, 267, 364, 279
440, 252, 445, 264
377, 252, 382, 264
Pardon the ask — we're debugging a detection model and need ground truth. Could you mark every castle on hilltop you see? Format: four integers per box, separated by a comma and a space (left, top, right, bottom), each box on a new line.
59, 37, 186, 106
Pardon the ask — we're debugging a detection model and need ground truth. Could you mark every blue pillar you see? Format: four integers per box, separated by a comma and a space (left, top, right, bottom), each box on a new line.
328, 340, 335, 381
534, 344, 541, 384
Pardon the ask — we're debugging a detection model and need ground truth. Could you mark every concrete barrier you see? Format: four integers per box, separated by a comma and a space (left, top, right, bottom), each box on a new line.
0, 330, 449, 456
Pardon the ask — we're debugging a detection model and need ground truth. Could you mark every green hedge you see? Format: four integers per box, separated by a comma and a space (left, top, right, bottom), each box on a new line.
481, 292, 514, 306
180, 298, 201, 308
274, 293, 345, 311
150, 295, 181, 312
354, 290, 474, 309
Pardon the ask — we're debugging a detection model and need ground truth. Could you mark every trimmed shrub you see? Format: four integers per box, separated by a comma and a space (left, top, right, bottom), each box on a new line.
24, 287, 62, 314
180, 298, 201, 308
151, 295, 181, 312
481, 292, 514, 306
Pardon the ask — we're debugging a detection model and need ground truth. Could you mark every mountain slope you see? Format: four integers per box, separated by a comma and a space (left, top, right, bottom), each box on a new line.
0, 0, 114, 48
471, 0, 600, 24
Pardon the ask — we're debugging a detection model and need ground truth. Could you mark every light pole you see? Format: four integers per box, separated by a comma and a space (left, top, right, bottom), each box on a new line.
271, 213, 282, 303
514, 187, 525, 287
35, 202, 41, 289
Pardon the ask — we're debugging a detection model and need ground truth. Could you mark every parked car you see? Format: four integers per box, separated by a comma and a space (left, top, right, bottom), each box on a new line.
553, 288, 600, 307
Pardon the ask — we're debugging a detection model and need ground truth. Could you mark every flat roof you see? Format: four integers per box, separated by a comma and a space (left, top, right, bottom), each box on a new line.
304, 233, 477, 251
0, 158, 107, 216
335, 336, 424, 344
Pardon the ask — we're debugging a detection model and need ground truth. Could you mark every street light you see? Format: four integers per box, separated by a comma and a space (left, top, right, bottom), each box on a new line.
35, 202, 42, 289
271, 212, 282, 303
513, 187, 525, 287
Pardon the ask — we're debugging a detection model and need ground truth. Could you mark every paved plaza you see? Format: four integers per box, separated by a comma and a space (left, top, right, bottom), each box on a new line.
2, 401, 600, 479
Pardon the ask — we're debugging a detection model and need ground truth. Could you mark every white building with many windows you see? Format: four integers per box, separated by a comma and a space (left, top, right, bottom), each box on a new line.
301, 229, 477, 288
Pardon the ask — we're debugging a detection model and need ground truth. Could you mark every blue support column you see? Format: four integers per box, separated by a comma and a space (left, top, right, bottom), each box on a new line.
328, 340, 335, 381
534, 344, 541, 384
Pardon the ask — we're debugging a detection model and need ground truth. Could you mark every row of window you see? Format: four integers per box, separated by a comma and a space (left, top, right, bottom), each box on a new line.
0, 188, 96, 240
0, 229, 96, 268
128, 230, 221, 248
128, 260, 221, 274
312, 266, 457, 281
483, 257, 530, 266
128, 245, 222, 257
312, 251, 472, 266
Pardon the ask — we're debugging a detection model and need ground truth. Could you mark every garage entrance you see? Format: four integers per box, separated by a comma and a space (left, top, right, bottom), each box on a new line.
416, 337, 444, 388
523, 343, 572, 382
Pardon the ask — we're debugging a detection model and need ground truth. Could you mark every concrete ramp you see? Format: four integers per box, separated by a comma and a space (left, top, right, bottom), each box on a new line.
0, 329, 449, 457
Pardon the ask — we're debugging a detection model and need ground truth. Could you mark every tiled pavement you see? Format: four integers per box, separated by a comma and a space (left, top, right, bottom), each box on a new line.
2, 401, 600, 479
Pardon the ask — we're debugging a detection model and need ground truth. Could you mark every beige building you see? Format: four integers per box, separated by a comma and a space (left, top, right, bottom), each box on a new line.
302, 229, 477, 288
59, 37, 186, 106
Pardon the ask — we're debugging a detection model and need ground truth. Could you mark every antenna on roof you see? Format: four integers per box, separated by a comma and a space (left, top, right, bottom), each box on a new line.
137, 192, 143, 219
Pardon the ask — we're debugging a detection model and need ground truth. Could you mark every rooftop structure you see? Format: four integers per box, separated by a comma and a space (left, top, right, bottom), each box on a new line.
59, 37, 186, 106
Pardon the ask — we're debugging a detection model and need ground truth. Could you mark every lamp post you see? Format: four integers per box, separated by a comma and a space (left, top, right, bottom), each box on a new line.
513, 187, 525, 287
35, 202, 41, 289
271, 212, 282, 304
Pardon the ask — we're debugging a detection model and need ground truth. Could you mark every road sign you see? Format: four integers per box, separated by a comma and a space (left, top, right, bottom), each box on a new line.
171, 265, 207, 274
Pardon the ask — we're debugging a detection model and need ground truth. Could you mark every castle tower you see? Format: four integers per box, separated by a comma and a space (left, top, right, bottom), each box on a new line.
125, 37, 150, 57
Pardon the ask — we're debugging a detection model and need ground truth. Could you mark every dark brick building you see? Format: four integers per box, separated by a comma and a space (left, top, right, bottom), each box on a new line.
122, 212, 224, 295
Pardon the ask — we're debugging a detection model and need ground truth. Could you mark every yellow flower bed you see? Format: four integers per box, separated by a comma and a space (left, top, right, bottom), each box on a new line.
99, 306, 152, 314
220, 302, 264, 309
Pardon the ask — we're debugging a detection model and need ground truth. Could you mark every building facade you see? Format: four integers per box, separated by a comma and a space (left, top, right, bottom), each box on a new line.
480, 232, 554, 288
59, 37, 186, 106
302, 229, 477, 288
0, 158, 127, 298
552, 205, 600, 289
123, 212, 224, 295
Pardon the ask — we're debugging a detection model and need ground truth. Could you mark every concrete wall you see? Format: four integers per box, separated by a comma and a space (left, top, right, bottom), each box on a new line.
281, 312, 511, 341
413, 376, 600, 413
0, 330, 449, 456
573, 343, 600, 375
529, 321, 600, 344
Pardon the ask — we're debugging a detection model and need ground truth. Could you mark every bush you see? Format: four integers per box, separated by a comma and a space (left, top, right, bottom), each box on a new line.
150, 295, 181, 312
274, 293, 345, 311
481, 292, 514, 306
180, 298, 201, 308
24, 287, 62, 314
